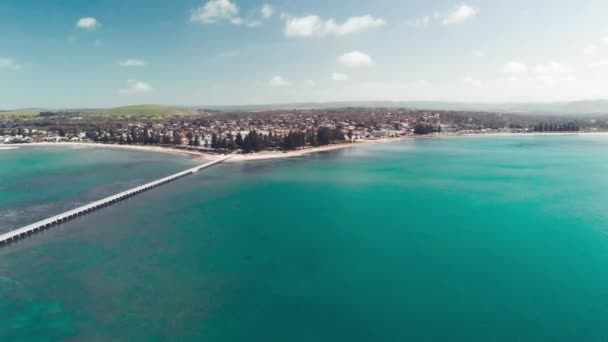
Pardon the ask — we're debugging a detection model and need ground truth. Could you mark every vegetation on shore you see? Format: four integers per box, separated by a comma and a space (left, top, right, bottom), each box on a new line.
86, 127, 349, 153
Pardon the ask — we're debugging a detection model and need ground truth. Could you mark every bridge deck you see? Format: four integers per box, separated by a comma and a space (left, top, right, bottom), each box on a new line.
0, 155, 232, 246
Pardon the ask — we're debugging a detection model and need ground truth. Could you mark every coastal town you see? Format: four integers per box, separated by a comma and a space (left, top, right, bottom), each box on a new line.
0, 107, 589, 154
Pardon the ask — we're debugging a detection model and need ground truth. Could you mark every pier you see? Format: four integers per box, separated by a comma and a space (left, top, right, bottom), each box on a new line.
0, 155, 232, 246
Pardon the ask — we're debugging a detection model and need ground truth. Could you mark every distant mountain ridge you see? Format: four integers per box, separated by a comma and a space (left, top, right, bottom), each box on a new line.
1, 104, 203, 118
201, 100, 608, 115
6, 100, 608, 117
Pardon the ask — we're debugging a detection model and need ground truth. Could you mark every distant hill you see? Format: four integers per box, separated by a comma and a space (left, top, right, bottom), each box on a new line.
91, 105, 203, 118
202, 100, 608, 115
6, 100, 608, 118
0, 105, 205, 119
0, 109, 43, 118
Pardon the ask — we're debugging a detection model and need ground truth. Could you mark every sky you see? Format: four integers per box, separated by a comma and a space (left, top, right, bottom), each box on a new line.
2, 0, 608, 108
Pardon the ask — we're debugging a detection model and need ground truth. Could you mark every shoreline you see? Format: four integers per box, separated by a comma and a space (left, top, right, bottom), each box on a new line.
4, 131, 608, 161
1, 138, 407, 162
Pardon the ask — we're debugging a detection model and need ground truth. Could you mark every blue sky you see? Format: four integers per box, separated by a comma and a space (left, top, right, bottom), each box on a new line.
2, 0, 608, 108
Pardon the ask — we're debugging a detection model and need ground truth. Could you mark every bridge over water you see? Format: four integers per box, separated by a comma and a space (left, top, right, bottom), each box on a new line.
0, 155, 232, 246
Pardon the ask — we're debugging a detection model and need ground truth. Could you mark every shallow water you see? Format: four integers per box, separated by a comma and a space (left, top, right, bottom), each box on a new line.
0, 146, 198, 233
2, 136, 608, 341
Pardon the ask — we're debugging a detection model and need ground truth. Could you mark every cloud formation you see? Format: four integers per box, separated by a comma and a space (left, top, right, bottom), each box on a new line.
283, 15, 385, 38
120, 79, 152, 94
502, 61, 528, 74
338, 51, 374, 67
442, 4, 477, 25
0, 58, 21, 70
76, 17, 100, 30
191, 0, 238, 23
269, 75, 290, 87
331, 72, 350, 81
190, 0, 264, 27
120, 59, 146, 67
406, 4, 477, 28
534, 62, 569, 75
261, 4, 274, 19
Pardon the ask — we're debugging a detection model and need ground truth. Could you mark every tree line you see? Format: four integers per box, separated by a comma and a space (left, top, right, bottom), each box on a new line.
532, 122, 580, 132
84, 126, 347, 153
414, 123, 442, 135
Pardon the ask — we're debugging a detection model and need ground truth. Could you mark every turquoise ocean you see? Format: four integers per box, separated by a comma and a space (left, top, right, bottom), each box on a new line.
2, 136, 608, 341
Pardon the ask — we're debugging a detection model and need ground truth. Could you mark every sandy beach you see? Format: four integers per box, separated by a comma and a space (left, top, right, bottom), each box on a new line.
2, 138, 406, 162
2, 142, 224, 160
5, 132, 607, 162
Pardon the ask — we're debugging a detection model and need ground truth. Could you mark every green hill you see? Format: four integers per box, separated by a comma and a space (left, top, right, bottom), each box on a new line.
94, 105, 201, 118
0, 105, 204, 119
0, 109, 42, 118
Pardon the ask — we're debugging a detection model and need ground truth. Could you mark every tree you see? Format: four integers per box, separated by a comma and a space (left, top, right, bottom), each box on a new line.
414, 123, 439, 135
130, 127, 138, 143
316, 127, 333, 145
186, 132, 194, 146
211, 133, 219, 149
243, 134, 253, 153
242, 130, 263, 153
143, 128, 150, 144
235, 132, 244, 147
172, 130, 181, 145
333, 128, 345, 142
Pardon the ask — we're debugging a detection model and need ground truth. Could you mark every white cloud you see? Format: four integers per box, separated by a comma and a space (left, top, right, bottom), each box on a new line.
336, 15, 386, 36
0, 58, 22, 70
405, 15, 431, 28
304, 79, 316, 86
283, 14, 385, 38
261, 4, 274, 19
502, 61, 528, 74
120, 79, 152, 94
76, 17, 100, 30
406, 5, 476, 28
191, 0, 260, 26
442, 4, 477, 25
230, 17, 262, 27
269, 75, 290, 87
283, 15, 324, 37
463, 76, 482, 87
120, 59, 146, 67
338, 51, 374, 67
584, 44, 598, 56
534, 62, 570, 74
191, 0, 238, 23
331, 72, 350, 81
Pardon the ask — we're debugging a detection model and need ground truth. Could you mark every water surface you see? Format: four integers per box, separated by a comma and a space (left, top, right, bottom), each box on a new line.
2, 136, 608, 341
